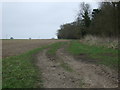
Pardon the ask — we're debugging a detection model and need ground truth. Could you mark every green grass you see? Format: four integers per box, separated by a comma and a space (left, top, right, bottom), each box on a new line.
2, 45, 49, 88
60, 61, 73, 72
2, 40, 118, 88
47, 42, 73, 72
79, 79, 85, 88
67, 40, 118, 69
2, 42, 67, 88
47, 42, 65, 55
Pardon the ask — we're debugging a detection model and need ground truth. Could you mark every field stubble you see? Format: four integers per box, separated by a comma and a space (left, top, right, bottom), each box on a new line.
2, 39, 68, 58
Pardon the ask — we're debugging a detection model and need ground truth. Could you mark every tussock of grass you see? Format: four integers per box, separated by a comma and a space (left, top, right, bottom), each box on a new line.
79, 79, 85, 88
60, 62, 73, 72
67, 41, 118, 69
2, 46, 48, 88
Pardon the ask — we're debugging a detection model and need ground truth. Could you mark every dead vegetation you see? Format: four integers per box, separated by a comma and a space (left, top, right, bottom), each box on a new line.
81, 35, 118, 49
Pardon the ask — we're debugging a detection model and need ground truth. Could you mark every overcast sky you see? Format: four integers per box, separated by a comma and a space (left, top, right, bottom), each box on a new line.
2, 2, 98, 39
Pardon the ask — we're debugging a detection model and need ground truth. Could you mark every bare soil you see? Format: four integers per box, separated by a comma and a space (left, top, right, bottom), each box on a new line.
36, 49, 82, 88
57, 48, 118, 88
2, 39, 67, 58
36, 47, 118, 88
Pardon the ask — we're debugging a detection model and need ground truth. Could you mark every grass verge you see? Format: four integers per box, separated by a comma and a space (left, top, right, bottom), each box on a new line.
2, 45, 50, 88
67, 40, 118, 69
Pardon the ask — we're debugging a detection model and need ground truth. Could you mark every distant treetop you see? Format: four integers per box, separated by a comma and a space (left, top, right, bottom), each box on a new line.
10, 37, 14, 39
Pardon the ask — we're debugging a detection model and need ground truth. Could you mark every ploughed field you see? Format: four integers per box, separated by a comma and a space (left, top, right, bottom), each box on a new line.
2, 39, 67, 58
2, 40, 118, 88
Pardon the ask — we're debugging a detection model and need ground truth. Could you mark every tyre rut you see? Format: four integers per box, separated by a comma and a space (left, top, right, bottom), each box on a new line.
56, 48, 118, 88
36, 49, 83, 88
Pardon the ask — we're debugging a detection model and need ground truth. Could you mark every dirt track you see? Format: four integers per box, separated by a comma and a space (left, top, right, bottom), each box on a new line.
36, 49, 81, 88
36, 47, 118, 88
2, 40, 118, 88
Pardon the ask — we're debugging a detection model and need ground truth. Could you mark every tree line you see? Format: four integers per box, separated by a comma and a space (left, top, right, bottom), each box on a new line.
57, 2, 120, 39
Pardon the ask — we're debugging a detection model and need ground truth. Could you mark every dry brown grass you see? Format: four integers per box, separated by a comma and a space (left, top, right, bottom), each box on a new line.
81, 35, 118, 49
2, 39, 68, 58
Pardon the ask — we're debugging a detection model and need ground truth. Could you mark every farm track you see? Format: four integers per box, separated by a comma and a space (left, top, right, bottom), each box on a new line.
57, 48, 118, 88
2, 40, 118, 88
36, 49, 82, 88
36, 47, 118, 88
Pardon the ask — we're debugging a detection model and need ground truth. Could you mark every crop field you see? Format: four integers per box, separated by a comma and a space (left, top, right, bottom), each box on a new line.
2, 39, 118, 88
2, 39, 68, 58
